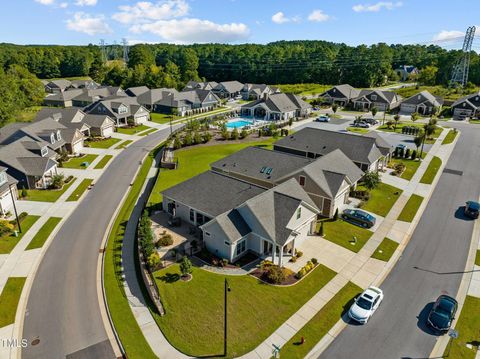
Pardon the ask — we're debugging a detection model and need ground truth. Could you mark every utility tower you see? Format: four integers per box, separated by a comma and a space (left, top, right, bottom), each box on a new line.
450, 26, 476, 88
122, 38, 129, 64
99, 39, 108, 63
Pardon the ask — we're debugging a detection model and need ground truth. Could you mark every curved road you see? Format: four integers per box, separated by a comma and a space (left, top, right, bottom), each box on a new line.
320, 122, 480, 359
22, 125, 181, 359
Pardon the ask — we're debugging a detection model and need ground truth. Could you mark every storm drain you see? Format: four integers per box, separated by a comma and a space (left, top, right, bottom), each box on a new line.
443, 168, 463, 176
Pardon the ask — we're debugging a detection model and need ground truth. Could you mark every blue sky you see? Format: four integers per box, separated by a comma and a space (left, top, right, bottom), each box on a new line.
1, 0, 478, 49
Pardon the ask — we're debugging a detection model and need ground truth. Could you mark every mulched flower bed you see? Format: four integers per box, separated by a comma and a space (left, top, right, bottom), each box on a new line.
250, 267, 298, 286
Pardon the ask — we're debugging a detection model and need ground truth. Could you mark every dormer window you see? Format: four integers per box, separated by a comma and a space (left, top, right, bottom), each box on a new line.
50, 133, 56, 144
118, 105, 128, 114
0, 172, 6, 185
418, 95, 421, 100
296, 207, 302, 219
476, 96, 479, 101
56, 130, 62, 141
371, 94, 377, 101
41, 146, 48, 157
299, 176, 306, 186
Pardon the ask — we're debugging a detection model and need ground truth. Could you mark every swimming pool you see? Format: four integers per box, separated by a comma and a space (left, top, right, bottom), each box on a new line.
226, 119, 255, 129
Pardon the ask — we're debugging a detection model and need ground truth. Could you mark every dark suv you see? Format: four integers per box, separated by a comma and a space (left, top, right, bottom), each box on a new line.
427, 295, 458, 333
464, 201, 479, 219
342, 209, 376, 228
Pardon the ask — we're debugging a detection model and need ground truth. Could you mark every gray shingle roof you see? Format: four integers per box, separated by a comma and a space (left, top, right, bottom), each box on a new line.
126, 86, 150, 97
242, 93, 311, 113
215, 81, 244, 93
210, 146, 313, 182
402, 91, 443, 107
452, 91, 480, 108
363, 132, 394, 156
321, 84, 360, 99
83, 114, 115, 128
207, 209, 252, 243
274, 127, 383, 165
162, 171, 265, 218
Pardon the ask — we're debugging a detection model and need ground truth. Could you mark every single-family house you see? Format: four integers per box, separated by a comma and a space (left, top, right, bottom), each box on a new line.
68, 80, 99, 90
212, 81, 245, 99
400, 91, 443, 115
0, 138, 58, 189
320, 84, 360, 106
71, 87, 127, 108
35, 108, 91, 137
44, 79, 72, 93
83, 114, 116, 137
125, 86, 150, 97
240, 84, 280, 100
273, 127, 388, 171
352, 90, 402, 111
240, 93, 312, 121
183, 81, 219, 91
43, 89, 83, 107
451, 92, 480, 120
0, 166, 18, 217
211, 146, 364, 217
394, 65, 419, 81
86, 96, 150, 126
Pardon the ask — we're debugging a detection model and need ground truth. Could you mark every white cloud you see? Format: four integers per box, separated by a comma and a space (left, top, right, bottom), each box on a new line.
75, 0, 97, 6
432, 30, 465, 42
112, 0, 189, 24
308, 10, 330, 22
34, 0, 55, 5
352, 1, 403, 12
66, 12, 112, 35
60, 2, 68, 8
271, 11, 300, 24
130, 18, 249, 44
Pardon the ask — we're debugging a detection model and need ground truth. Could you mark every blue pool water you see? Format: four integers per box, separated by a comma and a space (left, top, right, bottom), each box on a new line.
226, 119, 254, 129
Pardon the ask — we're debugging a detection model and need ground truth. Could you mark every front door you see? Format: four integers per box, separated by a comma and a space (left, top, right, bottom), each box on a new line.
263, 240, 272, 254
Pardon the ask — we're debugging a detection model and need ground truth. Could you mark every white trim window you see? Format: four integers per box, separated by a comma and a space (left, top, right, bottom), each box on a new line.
236, 239, 246, 256
41, 147, 48, 157
56, 130, 62, 141
50, 133, 56, 144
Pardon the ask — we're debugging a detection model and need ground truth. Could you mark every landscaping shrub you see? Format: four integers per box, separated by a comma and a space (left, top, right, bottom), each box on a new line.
295, 260, 317, 279
65, 175, 74, 183
231, 128, 239, 140
157, 234, 173, 247
202, 132, 212, 143
50, 174, 65, 190
394, 162, 406, 176
180, 256, 193, 277
333, 208, 339, 221
183, 132, 193, 146
318, 221, 324, 237
147, 252, 160, 270
265, 265, 286, 284
0, 220, 14, 237
193, 132, 202, 145
21, 187, 27, 198
259, 259, 273, 271
289, 256, 297, 263
296, 250, 303, 258
240, 129, 248, 139
296, 267, 307, 279
173, 136, 182, 149
311, 258, 318, 265
18, 212, 28, 221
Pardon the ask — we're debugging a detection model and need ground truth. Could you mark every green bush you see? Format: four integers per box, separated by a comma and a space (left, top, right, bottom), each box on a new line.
311, 258, 318, 265
265, 265, 286, 284
296, 250, 303, 258
158, 234, 173, 247
180, 256, 193, 276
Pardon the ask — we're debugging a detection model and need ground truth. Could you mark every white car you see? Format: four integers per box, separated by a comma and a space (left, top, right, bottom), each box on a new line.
316, 115, 330, 122
348, 286, 384, 324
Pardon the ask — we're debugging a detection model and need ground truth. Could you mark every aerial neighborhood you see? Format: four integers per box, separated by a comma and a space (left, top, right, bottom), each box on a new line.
1, 5, 480, 359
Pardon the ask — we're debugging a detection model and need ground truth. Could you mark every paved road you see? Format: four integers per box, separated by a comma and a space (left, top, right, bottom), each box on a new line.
320, 122, 480, 359
22, 125, 181, 359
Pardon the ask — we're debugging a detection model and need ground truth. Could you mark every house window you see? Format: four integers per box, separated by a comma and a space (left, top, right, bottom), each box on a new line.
296, 207, 302, 219
50, 133, 55, 144
189, 209, 195, 222
299, 176, 306, 186
371, 94, 377, 101
118, 105, 128, 114
236, 240, 246, 256
41, 147, 48, 157
224, 241, 230, 246
56, 130, 62, 141
463, 103, 466, 107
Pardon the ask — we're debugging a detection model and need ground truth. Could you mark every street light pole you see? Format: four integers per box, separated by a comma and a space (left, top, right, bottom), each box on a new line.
8, 184, 21, 233
224, 278, 231, 357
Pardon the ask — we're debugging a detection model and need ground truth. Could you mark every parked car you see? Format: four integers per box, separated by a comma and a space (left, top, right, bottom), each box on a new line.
427, 295, 458, 332
363, 118, 378, 125
342, 209, 376, 228
348, 286, 384, 324
352, 121, 370, 128
464, 201, 480, 219
316, 115, 330, 122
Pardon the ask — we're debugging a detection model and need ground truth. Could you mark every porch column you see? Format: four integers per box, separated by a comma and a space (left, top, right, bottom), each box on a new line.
291, 239, 296, 256
278, 245, 284, 267
272, 245, 276, 264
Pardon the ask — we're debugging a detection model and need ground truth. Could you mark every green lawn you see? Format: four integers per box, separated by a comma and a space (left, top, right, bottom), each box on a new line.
420, 156, 442, 184
318, 219, 373, 253
444, 295, 480, 359
86, 137, 121, 149
94, 155, 113, 169
358, 183, 403, 217
104, 144, 164, 359
117, 140, 133, 149
393, 85, 480, 101
25, 217, 62, 250
23, 178, 77, 202
275, 83, 332, 96
116, 125, 150, 135
62, 154, 98, 169
153, 263, 336, 358
389, 158, 421, 181
347, 127, 370, 134
397, 194, 424, 222
279, 282, 362, 359
66, 178, 93, 202
138, 128, 157, 136
0, 277, 26, 328
371, 237, 399, 262
442, 130, 458, 145
0, 215, 40, 254
148, 138, 276, 206
150, 113, 177, 124
470, 119, 480, 124
475, 250, 480, 266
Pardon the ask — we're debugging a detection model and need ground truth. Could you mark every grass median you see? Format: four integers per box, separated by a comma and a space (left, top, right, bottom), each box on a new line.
475, 250, 480, 266
25, 217, 62, 250
0, 215, 40, 254
371, 237, 399, 262
397, 194, 424, 222
86, 137, 121, 149
442, 130, 458, 145
420, 156, 442, 184
23, 178, 76, 202
153, 263, 336, 357
62, 154, 98, 169
0, 277, 27, 328
66, 178, 93, 202
279, 281, 362, 359
116, 125, 150, 135
117, 140, 133, 149
94, 155, 113, 169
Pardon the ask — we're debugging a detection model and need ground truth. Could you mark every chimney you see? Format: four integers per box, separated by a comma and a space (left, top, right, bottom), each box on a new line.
263, 92, 269, 101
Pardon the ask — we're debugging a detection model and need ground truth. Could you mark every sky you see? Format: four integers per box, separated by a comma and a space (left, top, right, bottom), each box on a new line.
0, 0, 479, 49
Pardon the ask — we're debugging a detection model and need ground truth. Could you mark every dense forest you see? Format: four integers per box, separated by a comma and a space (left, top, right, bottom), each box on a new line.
0, 40, 479, 124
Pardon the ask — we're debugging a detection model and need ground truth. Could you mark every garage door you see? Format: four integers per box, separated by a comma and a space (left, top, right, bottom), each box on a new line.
401, 104, 416, 113
72, 141, 84, 154
103, 126, 114, 138
135, 115, 149, 124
